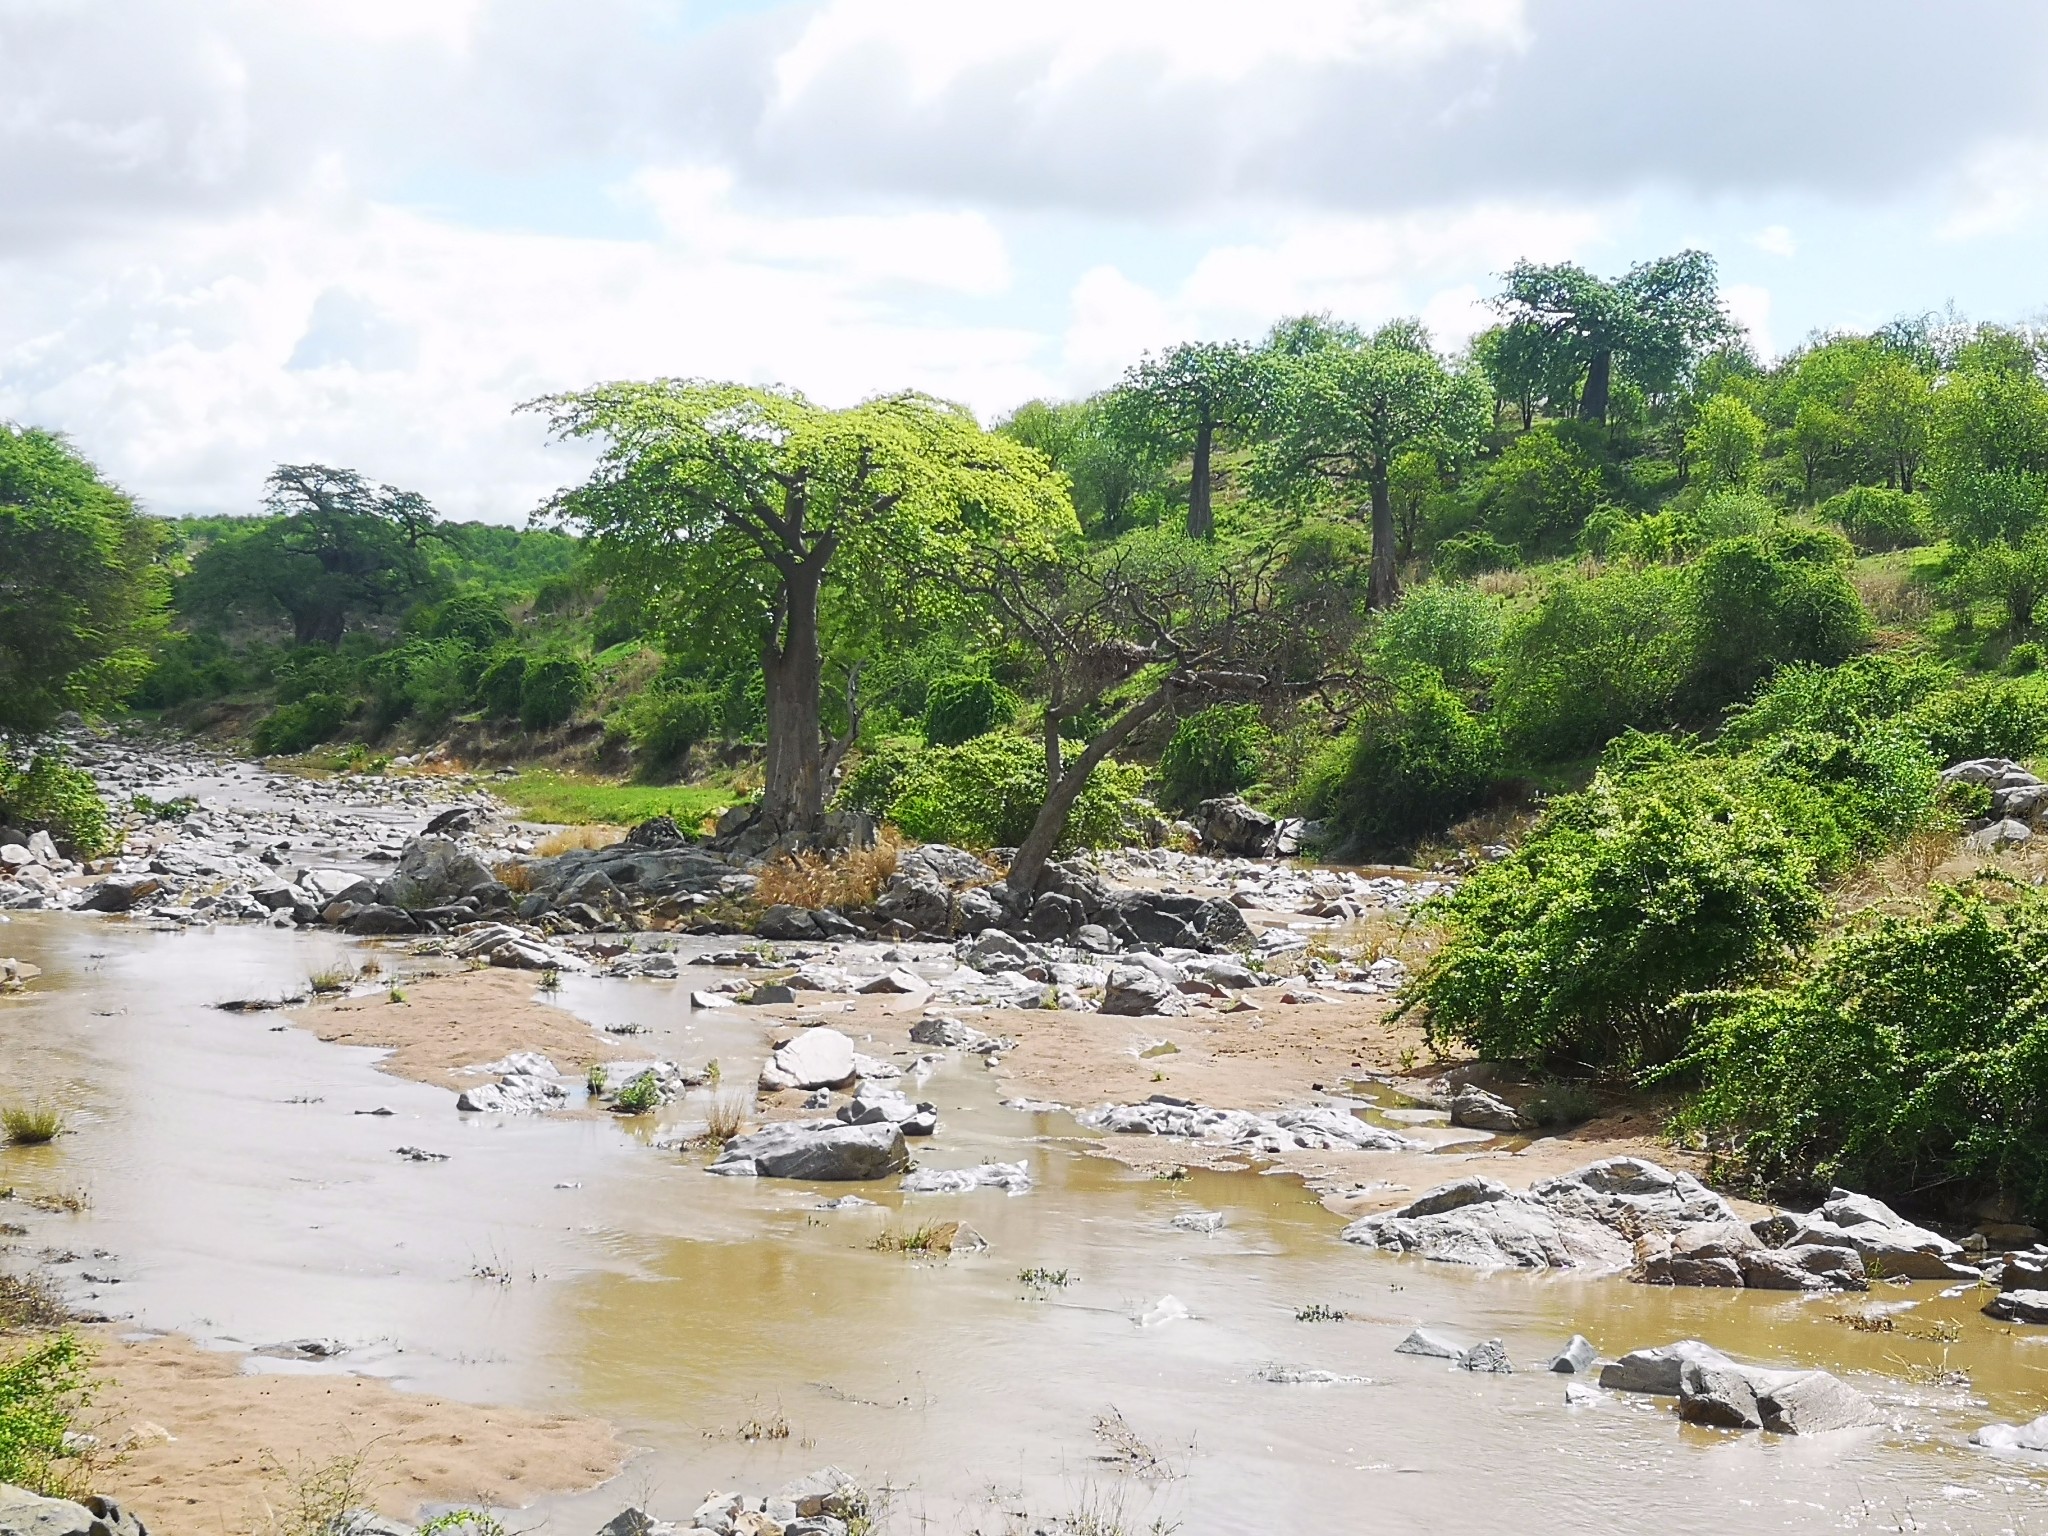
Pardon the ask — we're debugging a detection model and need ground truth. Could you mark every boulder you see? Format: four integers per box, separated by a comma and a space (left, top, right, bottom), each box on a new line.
774, 1466, 866, 1521
1548, 1335, 1598, 1374
952, 885, 1006, 934
0, 1484, 150, 1536
343, 904, 419, 936
1460, 1338, 1512, 1374
1394, 1326, 1467, 1361
1967, 818, 2033, 852
1027, 891, 1083, 940
25, 831, 60, 866
1100, 966, 1191, 1017
1782, 1189, 1976, 1279
1449, 1085, 1530, 1134
1971, 1414, 2048, 1453
1196, 796, 1278, 857
763, 1027, 859, 1091
1985, 1288, 2048, 1323
1634, 1220, 1761, 1287
388, 835, 496, 909
299, 868, 377, 906
78, 874, 163, 912
709, 1121, 910, 1180
1677, 1358, 1767, 1429
965, 929, 1031, 972
755, 904, 822, 941
836, 1089, 939, 1136
1599, 1340, 1730, 1395
857, 969, 928, 996
896, 845, 992, 887
873, 873, 950, 933
621, 814, 690, 848
1756, 1370, 1876, 1434
2002, 1252, 2048, 1291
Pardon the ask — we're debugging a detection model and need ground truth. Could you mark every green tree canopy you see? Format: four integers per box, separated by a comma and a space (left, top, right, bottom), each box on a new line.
1104, 341, 1267, 538
529, 382, 1075, 837
0, 426, 166, 732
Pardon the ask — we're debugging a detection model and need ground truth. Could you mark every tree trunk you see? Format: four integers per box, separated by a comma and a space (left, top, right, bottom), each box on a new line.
1006, 683, 1176, 899
1188, 417, 1215, 539
1366, 469, 1399, 611
1578, 349, 1613, 424
758, 565, 826, 839
1901, 458, 1916, 495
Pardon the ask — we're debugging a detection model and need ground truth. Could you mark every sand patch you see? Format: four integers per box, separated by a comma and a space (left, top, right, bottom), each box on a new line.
85, 1331, 623, 1535
287, 968, 639, 1093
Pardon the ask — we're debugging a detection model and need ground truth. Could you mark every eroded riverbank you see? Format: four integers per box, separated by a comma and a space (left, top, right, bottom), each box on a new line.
5, 910, 2048, 1534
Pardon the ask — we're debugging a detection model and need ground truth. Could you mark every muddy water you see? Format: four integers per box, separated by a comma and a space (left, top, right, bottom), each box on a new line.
4, 914, 2048, 1534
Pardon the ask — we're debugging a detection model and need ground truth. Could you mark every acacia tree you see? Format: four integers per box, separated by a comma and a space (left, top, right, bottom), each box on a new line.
529, 383, 1073, 840
1853, 359, 1933, 492
183, 464, 443, 645
0, 426, 165, 732
1105, 342, 1266, 539
970, 533, 1312, 897
1258, 329, 1489, 609
1492, 251, 1731, 424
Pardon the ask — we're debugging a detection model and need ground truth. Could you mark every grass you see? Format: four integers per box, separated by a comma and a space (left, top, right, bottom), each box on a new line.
610, 1069, 662, 1115
1019, 1266, 1074, 1290
307, 965, 354, 994
702, 1091, 748, 1146
259, 1447, 385, 1536
1294, 1303, 1347, 1322
0, 1329, 100, 1499
495, 771, 738, 830
754, 835, 902, 911
871, 1222, 951, 1255
1, 1107, 62, 1147
533, 825, 625, 857
0, 1272, 69, 1332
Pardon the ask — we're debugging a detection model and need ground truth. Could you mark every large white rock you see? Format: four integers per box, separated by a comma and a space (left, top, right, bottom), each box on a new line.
765, 1027, 858, 1091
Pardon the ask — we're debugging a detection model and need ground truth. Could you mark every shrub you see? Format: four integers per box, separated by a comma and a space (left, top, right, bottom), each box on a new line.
630, 689, 717, 775
475, 649, 527, 720
1907, 675, 2048, 763
1, 1105, 62, 1145
1823, 485, 1931, 553
519, 655, 590, 731
1406, 761, 1823, 1071
423, 589, 514, 648
1729, 724, 1943, 880
920, 674, 1019, 746
1156, 704, 1268, 813
1680, 535, 1870, 712
1472, 426, 1604, 553
1432, 530, 1516, 580
1718, 654, 1956, 750
1679, 883, 2048, 1216
0, 1330, 95, 1498
886, 733, 1146, 851
1317, 673, 1497, 856
1494, 565, 1690, 761
0, 751, 110, 857
1369, 583, 1502, 685
834, 737, 924, 817
251, 692, 349, 756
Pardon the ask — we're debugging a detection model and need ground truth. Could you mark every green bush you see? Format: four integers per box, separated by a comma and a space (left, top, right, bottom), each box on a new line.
1679, 884, 2048, 1216
1718, 654, 1956, 750
630, 688, 717, 775
920, 674, 1019, 746
1494, 565, 1690, 761
0, 751, 110, 857
1317, 673, 1497, 856
1406, 761, 1823, 1071
886, 733, 1146, 850
251, 692, 349, 756
1156, 704, 1268, 813
1823, 485, 1931, 553
1730, 724, 1943, 879
1472, 425, 1603, 554
1432, 531, 1516, 580
475, 649, 527, 720
0, 1329, 95, 1498
1907, 675, 2048, 763
835, 737, 924, 817
1369, 584, 1502, 685
1680, 534, 1870, 712
518, 655, 590, 731
422, 589, 514, 648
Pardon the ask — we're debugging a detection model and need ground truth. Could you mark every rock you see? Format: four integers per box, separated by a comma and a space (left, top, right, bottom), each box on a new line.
895, 845, 991, 886
388, 835, 496, 909
1196, 796, 1278, 857
1460, 1338, 1512, 1374
857, 969, 927, 995
1449, 1085, 1530, 1133
1394, 1326, 1467, 1361
952, 885, 1005, 934
709, 1121, 910, 1180
756, 905, 822, 941
1072, 923, 1117, 954
690, 1493, 744, 1535
964, 929, 1031, 971
1100, 966, 1190, 1017
1677, 1358, 1766, 1429
1634, 1220, 1761, 1287
0, 1485, 150, 1536
621, 814, 690, 848
2002, 1252, 2048, 1290
900, 1162, 1032, 1195
77, 874, 163, 912
344, 904, 419, 936
25, 831, 60, 866
299, 868, 377, 906
1083, 1100, 1417, 1153
765, 1028, 858, 1090
1756, 1370, 1876, 1434
1985, 1288, 2048, 1323
1171, 1211, 1225, 1234
1971, 1414, 2048, 1453
1599, 1340, 1730, 1395
836, 1089, 939, 1137
594, 1511, 658, 1536
774, 1466, 865, 1520
1257, 1365, 1367, 1385
1027, 891, 1083, 940
1739, 1245, 1868, 1291
1943, 756, 2036, 788
908, 1014, 1008, 1052
1783, 1189, 1976, 1279
873, 873, 950, 933
746, 983, 798, 1006
1548, 1335, 1598, 1374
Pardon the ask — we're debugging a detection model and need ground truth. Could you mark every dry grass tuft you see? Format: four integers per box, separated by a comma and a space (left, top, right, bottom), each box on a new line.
702, 1091, 749, 1146
1854, 568, 1935, 630
1833, 824, 1967, 917
534, 825, 626, 857
494, 859, 536, 894
754, 834, 902, 911
0, 1270, 71, 1331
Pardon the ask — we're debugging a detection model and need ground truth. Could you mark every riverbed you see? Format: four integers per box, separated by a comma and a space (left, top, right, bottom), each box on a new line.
5, 910, 2048, 1535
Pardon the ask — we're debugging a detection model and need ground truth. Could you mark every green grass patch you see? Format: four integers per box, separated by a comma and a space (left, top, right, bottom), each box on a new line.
495, 771, 738, 830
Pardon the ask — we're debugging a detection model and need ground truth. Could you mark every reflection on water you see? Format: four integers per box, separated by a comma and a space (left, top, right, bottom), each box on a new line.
3, 912, 2047, 1533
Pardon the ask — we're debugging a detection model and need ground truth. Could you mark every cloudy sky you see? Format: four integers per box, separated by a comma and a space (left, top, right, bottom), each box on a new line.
7, 0, 2048, 521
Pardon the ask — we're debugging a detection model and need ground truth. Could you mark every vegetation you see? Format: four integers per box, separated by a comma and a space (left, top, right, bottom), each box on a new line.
0, 749, 110, 856
0, 1330, 97, 1499
1, 1107, 62, 1146
494, 772, 735, 830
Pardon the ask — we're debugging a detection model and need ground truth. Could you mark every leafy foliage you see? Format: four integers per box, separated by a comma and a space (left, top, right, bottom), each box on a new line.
0, 1330, 95, 1499
1824, 485, 1930, 553
885, 734, 1147, 851
0, 749, 111, 856
518, 655, 591, 731
1155, 704, 1268, 813
920, 674, 1019, 747
1315, 672, 1497, 856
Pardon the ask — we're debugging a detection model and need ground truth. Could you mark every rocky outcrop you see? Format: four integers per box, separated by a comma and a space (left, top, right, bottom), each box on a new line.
1344, 1158, 1734, 1271
1195, 796, 1278, 857
759, 1027, 859, 1091
1448, 1085, 1529, 1133
1758, 1188, 1977, 1281
1081, 1098, 1419, 1154
0, 1484, 149, 1536
1677, 1359, 1876, 1435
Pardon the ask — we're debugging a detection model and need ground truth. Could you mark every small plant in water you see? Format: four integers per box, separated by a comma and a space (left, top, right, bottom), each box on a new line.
871, 1223, 947, 1255
1, 1107, 62, 1147
704, 1058, 722, 1088
701, 1091, 748, 1146
733, 1407, 791, 1442
585, 1063, 608, 1098
307, 965, 354, 994
386, 986, 407, 1005
538, 966, 561, 992
1294, 1302, 1346, 1323
1018, 1266, 1073, 1290
611, 1070, 661, 1115
1151, 1166, 1189, 1183
1396, 1046, 1419, 1073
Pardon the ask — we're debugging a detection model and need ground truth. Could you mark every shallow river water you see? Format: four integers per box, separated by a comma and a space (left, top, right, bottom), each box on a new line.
4, 912, 2048, 1534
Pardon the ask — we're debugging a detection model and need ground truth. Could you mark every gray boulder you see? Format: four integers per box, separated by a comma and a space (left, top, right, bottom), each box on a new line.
952, 885, 1006, 934
965, 929, 1031, 971
0, 1485, 149, 1536
1972, 1413, 2048, 1453
873, 873, 950, 933
388, 835, 496, 909
755, 904, 822, 941
78, 874, 163, 913
1459, 1338, 1512, 1374
708, 1121, 910, 1180
896, 845, 992, 886
1677, 1358, 1769, 1429
1985, 1288, 2048, 1323
1196, 796, 1278, 857
1449, 1085, 1530, 1133
1100, 966, 1191, 1017
1599, 1340, 1730, 1395
1782, 1188, 1976, 1280
1394, 1326, 1467, 1361
1756, 1370, 1877, 1434
761, 1027, 858, 1090
1548, 1335, 1598, 1374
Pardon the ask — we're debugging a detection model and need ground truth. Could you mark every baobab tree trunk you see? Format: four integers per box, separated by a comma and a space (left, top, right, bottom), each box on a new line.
1187, 418, 1216, 539
758, 564, 827, 840
1006, 685, 1175, 899
1366, 471, 1400, 612
1577, 349, 1613, 424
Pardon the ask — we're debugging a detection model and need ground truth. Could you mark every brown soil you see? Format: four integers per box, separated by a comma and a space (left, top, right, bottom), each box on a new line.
287, 968, 639, 1093
85, 1331, 623, 1535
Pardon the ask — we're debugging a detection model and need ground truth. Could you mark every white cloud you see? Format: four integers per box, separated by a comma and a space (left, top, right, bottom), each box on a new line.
1723, 282, 1775, 359
1939, 136, 2048, 241
1748, 224, 1797, 258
